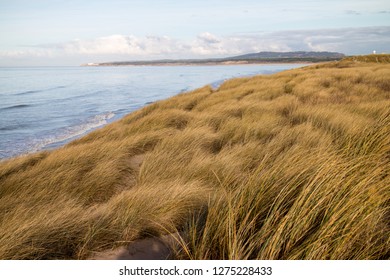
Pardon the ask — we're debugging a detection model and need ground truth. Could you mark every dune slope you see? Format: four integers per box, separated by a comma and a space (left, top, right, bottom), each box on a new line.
0, 55, 389, 259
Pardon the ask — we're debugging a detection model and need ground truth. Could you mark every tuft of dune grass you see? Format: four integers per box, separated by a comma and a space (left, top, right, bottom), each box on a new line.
0, 55, 389, 259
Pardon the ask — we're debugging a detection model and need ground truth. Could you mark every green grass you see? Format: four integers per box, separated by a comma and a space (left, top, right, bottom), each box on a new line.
0, 55, 389, 259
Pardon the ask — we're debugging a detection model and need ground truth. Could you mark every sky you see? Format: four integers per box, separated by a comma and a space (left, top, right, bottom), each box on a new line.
0, 0, 389, 66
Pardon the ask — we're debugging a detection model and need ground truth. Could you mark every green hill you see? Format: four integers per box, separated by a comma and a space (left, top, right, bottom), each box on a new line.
87, 51, 345, 66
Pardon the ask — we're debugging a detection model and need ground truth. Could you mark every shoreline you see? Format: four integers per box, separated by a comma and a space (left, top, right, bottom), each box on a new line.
1, 63, 308, 161
82, 61, 317, 67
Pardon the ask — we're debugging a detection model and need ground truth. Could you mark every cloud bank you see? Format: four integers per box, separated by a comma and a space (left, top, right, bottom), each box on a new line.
1, 26, 389, 65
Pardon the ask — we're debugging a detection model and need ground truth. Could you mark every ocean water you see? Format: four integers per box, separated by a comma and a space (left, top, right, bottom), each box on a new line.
0, 64, 305, 159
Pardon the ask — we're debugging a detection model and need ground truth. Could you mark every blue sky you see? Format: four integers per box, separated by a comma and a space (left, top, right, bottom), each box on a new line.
0, 0, 389, 65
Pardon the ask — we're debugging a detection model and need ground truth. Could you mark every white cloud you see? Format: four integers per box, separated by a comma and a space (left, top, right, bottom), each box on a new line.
197, 32, 221, 44
45, 35, 174, 56
1, 26, 389, 65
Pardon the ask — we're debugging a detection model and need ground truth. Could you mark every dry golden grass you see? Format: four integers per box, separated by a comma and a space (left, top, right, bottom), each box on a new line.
0, 55, 389, 259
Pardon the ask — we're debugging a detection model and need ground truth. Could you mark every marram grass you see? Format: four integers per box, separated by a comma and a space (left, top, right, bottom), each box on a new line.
0, 55, 389, 259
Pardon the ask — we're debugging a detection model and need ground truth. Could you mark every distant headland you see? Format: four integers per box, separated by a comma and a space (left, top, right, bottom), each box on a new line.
81, 51, 345, 66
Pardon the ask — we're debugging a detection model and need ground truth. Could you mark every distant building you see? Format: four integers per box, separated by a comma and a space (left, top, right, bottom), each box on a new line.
373, 50, 376, 54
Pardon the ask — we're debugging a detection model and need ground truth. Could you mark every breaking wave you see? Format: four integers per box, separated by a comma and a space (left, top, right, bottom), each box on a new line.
32, 112, 115, 152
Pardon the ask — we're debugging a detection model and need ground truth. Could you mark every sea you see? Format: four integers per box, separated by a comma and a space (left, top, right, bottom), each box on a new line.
0, 64, 305, 159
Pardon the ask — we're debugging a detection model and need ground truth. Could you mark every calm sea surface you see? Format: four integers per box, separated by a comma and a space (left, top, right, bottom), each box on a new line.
0, 64, 305, 159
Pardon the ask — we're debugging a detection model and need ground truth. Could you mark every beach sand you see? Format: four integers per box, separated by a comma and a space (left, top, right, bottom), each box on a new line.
89, 233, 180, 260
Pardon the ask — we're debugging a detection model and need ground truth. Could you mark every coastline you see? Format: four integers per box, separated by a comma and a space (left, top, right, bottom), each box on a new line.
81, 51, 345, 67
82, 60, 317, 67
1, 63, 308, 160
